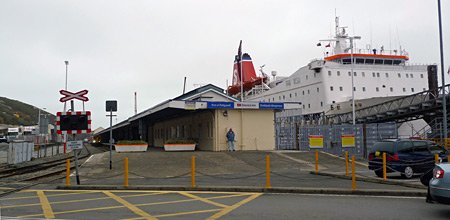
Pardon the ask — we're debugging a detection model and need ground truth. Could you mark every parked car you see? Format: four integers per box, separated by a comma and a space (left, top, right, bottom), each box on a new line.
368, 139, 449, 179
0, 136, 7, 143
427, 163, 450, 204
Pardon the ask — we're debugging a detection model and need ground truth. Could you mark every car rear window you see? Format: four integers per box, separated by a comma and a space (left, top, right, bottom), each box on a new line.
370, 142, 395, 153
429, 144, 447, 154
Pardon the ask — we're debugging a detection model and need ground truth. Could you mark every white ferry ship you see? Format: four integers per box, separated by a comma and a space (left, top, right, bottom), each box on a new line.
233, 17, 431, 119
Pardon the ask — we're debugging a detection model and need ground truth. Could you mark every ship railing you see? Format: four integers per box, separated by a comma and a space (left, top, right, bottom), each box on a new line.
327, 48, 408, 56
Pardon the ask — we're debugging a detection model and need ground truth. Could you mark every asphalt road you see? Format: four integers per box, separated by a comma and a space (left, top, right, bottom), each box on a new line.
229, 193, 450, 220
1, 190, 448, 220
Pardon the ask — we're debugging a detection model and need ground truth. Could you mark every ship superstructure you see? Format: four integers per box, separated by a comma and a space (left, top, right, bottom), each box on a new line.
243, 16, 429, 117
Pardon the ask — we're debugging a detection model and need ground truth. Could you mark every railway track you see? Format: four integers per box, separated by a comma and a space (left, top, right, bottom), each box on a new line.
0, 144, 103, 198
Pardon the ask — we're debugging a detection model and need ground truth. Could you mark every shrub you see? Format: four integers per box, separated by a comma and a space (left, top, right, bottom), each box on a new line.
116, 140, 147, 145
165, 139, 196, 144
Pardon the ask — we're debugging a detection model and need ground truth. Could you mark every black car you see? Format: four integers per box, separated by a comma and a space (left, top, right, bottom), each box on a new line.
368, 139, 448, 179
0, 136, 7, 143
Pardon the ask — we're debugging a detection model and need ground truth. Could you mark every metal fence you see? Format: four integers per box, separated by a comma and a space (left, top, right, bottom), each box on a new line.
275, 117, 398, 159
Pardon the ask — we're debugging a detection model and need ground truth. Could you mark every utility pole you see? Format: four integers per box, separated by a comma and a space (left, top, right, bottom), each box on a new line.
437, 0, 447, 141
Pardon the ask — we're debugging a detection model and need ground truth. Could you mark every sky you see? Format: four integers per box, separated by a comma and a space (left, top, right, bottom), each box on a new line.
0, 0, 449, 129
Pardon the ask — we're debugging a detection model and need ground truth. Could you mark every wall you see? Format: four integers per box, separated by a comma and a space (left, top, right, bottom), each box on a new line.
151, 109, 276, 151
152, 110, 215, 151
215, 109, 275, 151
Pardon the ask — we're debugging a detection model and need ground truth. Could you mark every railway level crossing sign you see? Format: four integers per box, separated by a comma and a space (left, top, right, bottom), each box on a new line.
56, 111, 92, 134
60, 89, 89, 102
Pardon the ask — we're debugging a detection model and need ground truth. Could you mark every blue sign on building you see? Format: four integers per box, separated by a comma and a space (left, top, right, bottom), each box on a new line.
259, 102, 284, 109
207, 102, 234, 109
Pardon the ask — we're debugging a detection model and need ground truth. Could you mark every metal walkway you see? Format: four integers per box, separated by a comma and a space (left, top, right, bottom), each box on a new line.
326, 84, 450, 124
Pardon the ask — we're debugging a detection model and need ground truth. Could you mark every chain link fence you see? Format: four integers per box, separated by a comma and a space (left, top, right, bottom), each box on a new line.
276, 117, 398, 159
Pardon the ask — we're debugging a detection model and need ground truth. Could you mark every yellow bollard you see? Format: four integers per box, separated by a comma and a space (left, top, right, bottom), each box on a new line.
191, 156, 196, 188
345, 151, 349, 176
315, 150, 319, 174
265, 154, 271, 188
124, 157, 129, 187
382, 152, 387, 181
352, 155, 356, 191
65, 159, 70, 186
435, 154, 440, 164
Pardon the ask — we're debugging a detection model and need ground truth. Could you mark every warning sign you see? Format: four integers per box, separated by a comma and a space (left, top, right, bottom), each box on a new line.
342, 134, 355, 148
309, 135, 324, 149
67, 141, 83, 150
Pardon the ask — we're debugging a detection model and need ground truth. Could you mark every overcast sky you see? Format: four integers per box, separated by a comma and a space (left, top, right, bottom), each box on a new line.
0, 0, 449, 129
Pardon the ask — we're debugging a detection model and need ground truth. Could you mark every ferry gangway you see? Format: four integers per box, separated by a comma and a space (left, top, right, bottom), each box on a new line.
326, 84, 450, 124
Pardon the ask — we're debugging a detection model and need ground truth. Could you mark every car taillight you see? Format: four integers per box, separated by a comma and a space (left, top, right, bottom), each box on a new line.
387, 153, 399, 161
434, 167, 445, 179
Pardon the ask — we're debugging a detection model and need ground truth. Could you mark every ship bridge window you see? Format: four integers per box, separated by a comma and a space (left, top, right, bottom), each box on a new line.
343, 59, 351, 64
365, 59, 374, 64
374, 59, 383, 65
355, 58, 364, 64
393, 60, 402, 65
384, 60, 393, 65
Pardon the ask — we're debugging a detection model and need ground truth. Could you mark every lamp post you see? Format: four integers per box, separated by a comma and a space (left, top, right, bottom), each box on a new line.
64, 60, 69, 153
437, 0, 447, 141
349, 36, 361, 125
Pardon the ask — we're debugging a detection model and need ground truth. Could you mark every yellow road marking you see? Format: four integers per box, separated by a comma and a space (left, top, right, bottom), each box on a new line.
14, 190, 260, 219
0, 192, 164, 209
155, 208, 222, 218
0, 191, 98, 201
0, 187, 14, 190
124, 209, 223, 220
22, 189, 252, 195
178, 192, 228, 208
37, 190, 55, 219
19, 205, 125, 218
206, 193, 262, 220
103, 191, 157, 220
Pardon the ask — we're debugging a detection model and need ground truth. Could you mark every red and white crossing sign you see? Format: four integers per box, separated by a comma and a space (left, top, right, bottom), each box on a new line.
60, 90, 89, 102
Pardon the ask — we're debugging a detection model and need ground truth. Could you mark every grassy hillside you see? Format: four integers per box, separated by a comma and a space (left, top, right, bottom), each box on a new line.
0, 97, 55, 126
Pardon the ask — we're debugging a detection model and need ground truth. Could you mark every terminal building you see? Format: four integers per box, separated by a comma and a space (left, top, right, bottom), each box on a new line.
96, 84, 301, 151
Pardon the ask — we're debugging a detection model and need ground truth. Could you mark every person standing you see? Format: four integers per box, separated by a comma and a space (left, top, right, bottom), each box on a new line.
226, 128, 235, 151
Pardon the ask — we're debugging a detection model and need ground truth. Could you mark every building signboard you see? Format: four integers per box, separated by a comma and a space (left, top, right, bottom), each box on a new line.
207, 102, 234, 109
259, 102, 284, 109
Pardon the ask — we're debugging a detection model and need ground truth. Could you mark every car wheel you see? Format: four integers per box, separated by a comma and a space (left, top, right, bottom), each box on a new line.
375, 170, 383, 178
401, 166, 414, 179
